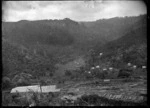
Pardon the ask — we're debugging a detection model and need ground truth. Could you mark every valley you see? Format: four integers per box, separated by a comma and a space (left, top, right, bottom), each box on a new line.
2, 14, 147, 106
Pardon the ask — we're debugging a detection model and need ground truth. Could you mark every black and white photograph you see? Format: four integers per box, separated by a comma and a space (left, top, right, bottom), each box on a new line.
2, 0, 147, 106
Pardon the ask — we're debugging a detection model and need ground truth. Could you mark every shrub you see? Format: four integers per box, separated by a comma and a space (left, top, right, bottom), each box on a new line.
2, 92, 13, 106
91, 70, 105, 79
2, 77, 12, 90
16, 79, 30, 86
65, 70, 72, 76
81, 94, 100, 105
118, 69, 132, 78
49, 73, 53, 77
85, 73, 93, 80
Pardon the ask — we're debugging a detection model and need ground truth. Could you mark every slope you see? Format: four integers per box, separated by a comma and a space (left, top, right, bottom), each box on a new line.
89, 17, 147, 69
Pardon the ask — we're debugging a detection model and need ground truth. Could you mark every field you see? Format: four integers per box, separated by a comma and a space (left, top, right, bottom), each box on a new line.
2, 76, 147, 106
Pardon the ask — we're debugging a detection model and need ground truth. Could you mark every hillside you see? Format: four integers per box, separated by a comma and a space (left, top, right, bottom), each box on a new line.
2, 15, 146, 62
87, 16, 147, 73
81, 14, 146, 41
2, 15, 147, 85
2, 14, 147, 84
2, 38, 57, 89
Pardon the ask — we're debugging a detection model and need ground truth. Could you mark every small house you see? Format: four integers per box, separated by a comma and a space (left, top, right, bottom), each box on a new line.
109, 67, 113, 71
127, 63, 131, 66
99, 53, 103, 56
142, 66, 146, 69
96, 65, 100, 68
103, 68, 107, 71
104, 79, 110, 82
88, 71, 91, 74
91, 67, 95, 70
133, 65, 137, 69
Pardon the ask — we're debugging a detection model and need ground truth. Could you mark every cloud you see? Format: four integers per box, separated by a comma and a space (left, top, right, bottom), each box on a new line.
2, 1, 147, 22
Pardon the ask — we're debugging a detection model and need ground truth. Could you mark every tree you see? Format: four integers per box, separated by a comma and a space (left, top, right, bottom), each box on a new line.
17, 78, 30, 86
65, 70, 72, 76
2, 77, 11, 89
118, 69, 132, 78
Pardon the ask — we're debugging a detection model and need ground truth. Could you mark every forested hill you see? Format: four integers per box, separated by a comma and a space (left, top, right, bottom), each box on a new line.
2, 14, 147, 86
88, 15, 147, 69
2, 15, 146, 58
80, 14, 146, 41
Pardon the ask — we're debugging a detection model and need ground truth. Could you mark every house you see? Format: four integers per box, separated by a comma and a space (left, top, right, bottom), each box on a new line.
99, 53, 103, 56
91, 67, 95, 70
127, 63, 131, 66
10, 85, 60, 93
96, 65, 100, 68
133, 65, 137, 69
104, 79, 110, 82
103, 68, 107, 71
142, 66, 146, 69
109, 67, 113, 71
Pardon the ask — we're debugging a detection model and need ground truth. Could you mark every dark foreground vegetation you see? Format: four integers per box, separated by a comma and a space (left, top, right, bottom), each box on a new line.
74, 94, 147, 106
2, 86, 147, 106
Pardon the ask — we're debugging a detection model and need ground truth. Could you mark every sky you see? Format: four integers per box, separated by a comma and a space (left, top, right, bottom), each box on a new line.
2, 0, 147, 22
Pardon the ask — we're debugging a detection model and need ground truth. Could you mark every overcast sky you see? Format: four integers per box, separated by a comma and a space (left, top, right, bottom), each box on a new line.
2, 0, 147, 22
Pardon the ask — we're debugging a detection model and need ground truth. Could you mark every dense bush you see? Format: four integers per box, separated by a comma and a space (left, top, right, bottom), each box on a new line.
117, 69, 133, 78
2, 90, 61, 106
92, 70, 105, 79
84, 73, 93, 80
65, 70, 72, 76
16, 79, 30, 86
2, 77, 12, 90
2, 39, 57, 87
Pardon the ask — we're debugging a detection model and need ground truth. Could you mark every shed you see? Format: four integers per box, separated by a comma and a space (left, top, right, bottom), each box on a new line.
104, 79, 110, 82
10, 85, 60, 93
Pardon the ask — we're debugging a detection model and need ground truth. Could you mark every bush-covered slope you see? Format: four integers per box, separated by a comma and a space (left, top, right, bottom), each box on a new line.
2, 14, 147, 87
81, 14, 146, 41
2, 15, 146, 60
88, 18, 147, 69
2, 38, 57, 88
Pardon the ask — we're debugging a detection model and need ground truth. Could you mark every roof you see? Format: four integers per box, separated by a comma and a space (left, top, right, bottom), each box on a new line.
10, 85, 60, 93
